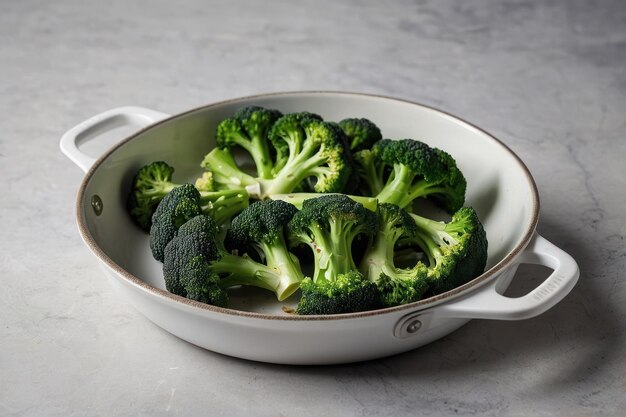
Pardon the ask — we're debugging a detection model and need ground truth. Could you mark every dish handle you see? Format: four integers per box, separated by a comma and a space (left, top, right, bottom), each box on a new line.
394, 233, 579, 337
438, 232, 579, 320
60, 106, 170, 172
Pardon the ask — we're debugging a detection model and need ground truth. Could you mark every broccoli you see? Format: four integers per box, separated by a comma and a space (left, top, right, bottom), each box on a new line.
337, 117, 382, 152
150, 184, 203, 262
268, 192, 378, 212
216, 105, 283, 179
355, 139, 467, 213
163, 210, 303, 304
270, 112, 323, 174
408, 207, 488, 295
128, 161, 249, 232
287, 194, 381, 314
296, 271, 382, 315
148, 182, 248, 262
127, 161, 179, 231
359, 203, 429, 306
162, 215, 228, 307
225, 200, 304, 300
201, 114, 352, 199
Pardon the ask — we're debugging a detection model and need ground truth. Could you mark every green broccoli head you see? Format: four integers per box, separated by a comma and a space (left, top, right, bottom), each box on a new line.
227, 199, 298, 248
356, 139, 467, 213
265, 116, 352, 195
177, 214, 219, 239
225, 200, 303, 300
178, 256, 229, 307
216, 105, 283, 179
202, 108, 351, 200
288, 194, 377, 283
295, 271, 382, 315
269, 112, 323, 174
127, 161, 178, 231
150, 184, 203, 262
337, 117, 382, 152
162, 229, 228, 307
358, 203, 429, 306
410, 206, 488, 295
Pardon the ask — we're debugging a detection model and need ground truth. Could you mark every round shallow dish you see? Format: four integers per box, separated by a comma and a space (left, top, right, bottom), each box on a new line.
60, 92, 579, 365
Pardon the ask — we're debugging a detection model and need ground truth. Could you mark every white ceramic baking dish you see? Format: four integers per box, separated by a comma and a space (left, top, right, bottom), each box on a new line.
60, 92, 579, 365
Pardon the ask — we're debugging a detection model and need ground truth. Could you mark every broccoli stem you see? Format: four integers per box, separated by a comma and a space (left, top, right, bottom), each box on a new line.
360, 156, 386, 195
409, 213, 452, 267
199, 189, 249, 225
201, 148, 258, 189
257, 239, 303, 300
375, 164, 418, 208
261, 141, 327, 196
360, 222, 417, 282
215, 252, 300, 301
307, 220, 357, 282
232, 132, 274, 179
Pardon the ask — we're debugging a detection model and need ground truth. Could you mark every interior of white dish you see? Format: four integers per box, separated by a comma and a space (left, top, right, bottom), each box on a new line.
79, 93, 537, 314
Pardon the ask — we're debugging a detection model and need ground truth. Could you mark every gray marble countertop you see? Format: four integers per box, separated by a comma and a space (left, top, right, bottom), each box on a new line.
2, 1, 625, 416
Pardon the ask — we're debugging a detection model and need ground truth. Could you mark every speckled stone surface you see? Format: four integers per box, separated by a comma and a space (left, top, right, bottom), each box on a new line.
1, 0, 625, 416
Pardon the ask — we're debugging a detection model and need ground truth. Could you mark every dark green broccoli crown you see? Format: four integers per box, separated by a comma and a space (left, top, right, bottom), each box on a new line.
295, 271, 382, 315
127, 161, 177, 231
371, 139, 467, 212
149, 184, 202, 262
216, 105, 283, 148
227, 200, 298, 248
162, 231, 227, 307
177, 214, 219, 240
234, 105, 283, 141
288, 194, 377, 241
338, 118, 382, 152
376, 139, 448, 183
178, 255, 229, 307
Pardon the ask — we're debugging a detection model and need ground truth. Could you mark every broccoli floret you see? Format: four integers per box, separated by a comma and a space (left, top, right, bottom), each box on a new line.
216, 105, 283, 179
150, 184, 203, 262
225, 200, 304, 300
359, 203, 429, 306
127, 161, 179, 231
163, 212, 304, 305
296, 271, 381, 315
148, 182, 249, 261
355, 139, 467, 213
409, 207, 488, 295
287, 195, 380, 314
201, 114, 352, 199
162, 225, 228, 307
128, 161, 249, 232
337, 117, 382, 152
271, 112, 323, 174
